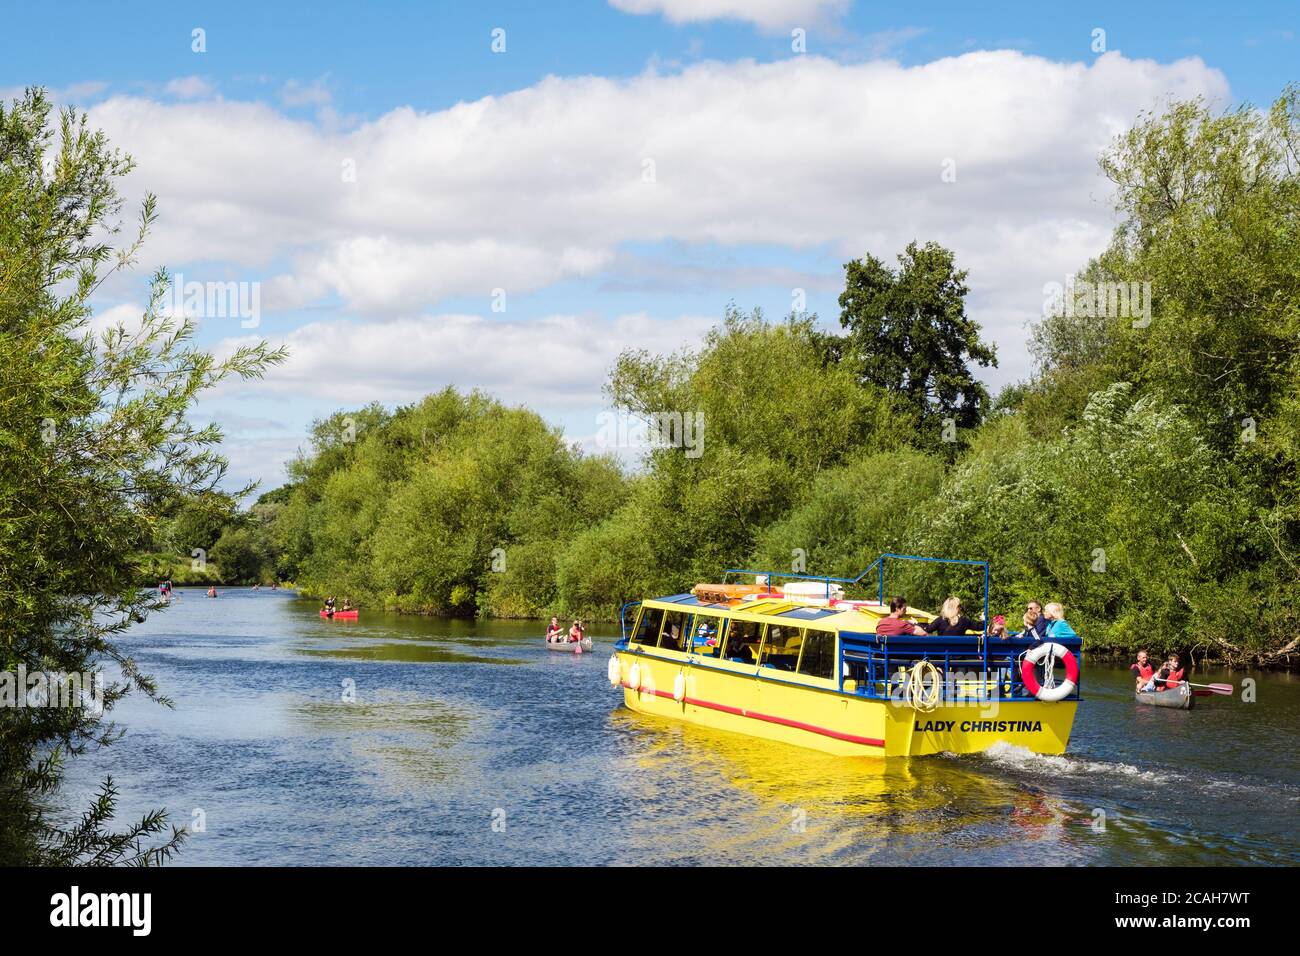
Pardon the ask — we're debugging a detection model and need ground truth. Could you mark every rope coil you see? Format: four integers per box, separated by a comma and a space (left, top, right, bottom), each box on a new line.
907, 660, 941, 712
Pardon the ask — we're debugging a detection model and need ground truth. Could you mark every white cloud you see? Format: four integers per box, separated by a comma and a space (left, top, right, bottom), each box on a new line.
163, 76, 215, 100
280, 77, 332, 108
84, 301, 147, 338
84, 50, 1229, 388
609, 0, 850, 31
212, 311, 718, 408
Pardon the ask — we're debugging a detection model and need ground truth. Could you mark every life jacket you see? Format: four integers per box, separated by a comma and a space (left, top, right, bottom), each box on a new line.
1132, 661, 1154, 682
1162, 667, 1184, 689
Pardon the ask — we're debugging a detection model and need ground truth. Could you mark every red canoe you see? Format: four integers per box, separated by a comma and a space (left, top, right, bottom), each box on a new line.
320, 609, 359, 620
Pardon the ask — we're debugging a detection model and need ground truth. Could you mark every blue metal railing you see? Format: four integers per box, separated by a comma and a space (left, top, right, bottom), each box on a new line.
840, 632, 1083, 702
618, 600, 641, 643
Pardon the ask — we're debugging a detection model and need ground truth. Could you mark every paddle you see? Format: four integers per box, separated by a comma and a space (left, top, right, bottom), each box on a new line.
1182, 681, 1235, 696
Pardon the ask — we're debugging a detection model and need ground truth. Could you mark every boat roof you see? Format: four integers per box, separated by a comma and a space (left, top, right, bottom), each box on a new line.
642, 592, 937, 633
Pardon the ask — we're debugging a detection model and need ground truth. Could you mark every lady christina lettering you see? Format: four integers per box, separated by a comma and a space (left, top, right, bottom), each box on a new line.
914, 719, 1043, 733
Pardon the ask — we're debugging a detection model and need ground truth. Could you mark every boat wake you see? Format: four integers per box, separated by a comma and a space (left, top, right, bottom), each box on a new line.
972, 741, 1165, 783
966, 742, 1300, 804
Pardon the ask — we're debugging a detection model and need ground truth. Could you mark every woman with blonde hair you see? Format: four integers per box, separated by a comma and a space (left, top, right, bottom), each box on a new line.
1041, 602, 1078, 641
924, 595, 984, 636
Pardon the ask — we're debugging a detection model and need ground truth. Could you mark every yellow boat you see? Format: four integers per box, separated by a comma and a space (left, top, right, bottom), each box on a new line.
607, 554, 1081, 757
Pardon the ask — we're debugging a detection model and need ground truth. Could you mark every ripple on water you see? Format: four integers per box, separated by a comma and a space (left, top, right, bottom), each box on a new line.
49, 591, 1300, 865
295, 642, 523, 665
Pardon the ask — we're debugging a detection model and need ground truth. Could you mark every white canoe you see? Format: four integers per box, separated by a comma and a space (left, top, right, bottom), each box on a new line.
1135, 682, 1193, 710
545, 637, 592, 652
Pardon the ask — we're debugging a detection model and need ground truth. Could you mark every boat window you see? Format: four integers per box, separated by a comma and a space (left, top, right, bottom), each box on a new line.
659, 611, 691, 651
722, 619, 763, 663
690, 614, 723, 655
760, 625, 804, 671
632, 607, 665, 646
797, 630, 837, 680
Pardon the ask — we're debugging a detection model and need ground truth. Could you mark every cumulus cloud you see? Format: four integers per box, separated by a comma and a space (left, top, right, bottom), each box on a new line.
211, 311, 718, 408
163, 76, 215, 100
85, 50, 1228, 387
609, 0, 850, 31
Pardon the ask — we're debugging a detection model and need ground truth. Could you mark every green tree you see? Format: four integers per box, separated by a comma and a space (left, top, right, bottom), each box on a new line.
569, 308, 912, 612
837, 241, 997, 436
209, 525, 267, 584
0, 89, 284, 863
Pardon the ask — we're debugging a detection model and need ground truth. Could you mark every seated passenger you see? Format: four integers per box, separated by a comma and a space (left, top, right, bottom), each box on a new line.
1153, 653, 1184, 690
875, 596, 927, 636
923, 596, 984, 636
662, 623, 682, 651
546, 617, 564, 643
1041, 602, 1078, 641
1130, 649, 1154, 691
692, 620, 718, 649
989, 614, 1008, 639
1012, 600, 1049, 640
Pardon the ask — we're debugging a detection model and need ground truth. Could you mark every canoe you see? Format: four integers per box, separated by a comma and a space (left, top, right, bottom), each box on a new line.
545, 637, 592, 652
320, 609, 359, 620
1135, 682, 1193, 710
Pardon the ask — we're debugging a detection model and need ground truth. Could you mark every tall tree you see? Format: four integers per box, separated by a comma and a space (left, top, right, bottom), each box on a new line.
837, 241, 997, 436
0, 89, 284, 863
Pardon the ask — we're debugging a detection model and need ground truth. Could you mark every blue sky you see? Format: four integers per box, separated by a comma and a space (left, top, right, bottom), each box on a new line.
3, 1, 1296, 492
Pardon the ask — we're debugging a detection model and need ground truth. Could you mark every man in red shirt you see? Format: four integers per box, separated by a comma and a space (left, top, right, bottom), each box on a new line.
875, 596, 927, 636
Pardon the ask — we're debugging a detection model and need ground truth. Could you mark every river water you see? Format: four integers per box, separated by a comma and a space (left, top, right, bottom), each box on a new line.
59, 588, 1299, 865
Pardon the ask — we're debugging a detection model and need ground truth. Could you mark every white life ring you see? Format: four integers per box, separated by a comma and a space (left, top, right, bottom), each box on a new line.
673, 669, 686, 702
628, 661, 641, 692
607, 655, 620, 686
1020, 642, 1079, 702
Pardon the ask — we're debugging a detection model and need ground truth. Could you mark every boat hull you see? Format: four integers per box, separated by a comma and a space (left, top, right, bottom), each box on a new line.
1135, 683, 1193, 710
320, 609, 358, 620
613, 649, 1076, 757
546, 637, 593, 652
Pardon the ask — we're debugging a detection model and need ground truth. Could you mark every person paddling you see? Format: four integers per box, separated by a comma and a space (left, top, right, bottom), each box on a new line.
1153, 653, 1184, 691
1130, 650, 1155, 692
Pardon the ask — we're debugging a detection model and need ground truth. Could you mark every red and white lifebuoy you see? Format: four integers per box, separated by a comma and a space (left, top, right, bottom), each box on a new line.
1020, 642, 1079, 702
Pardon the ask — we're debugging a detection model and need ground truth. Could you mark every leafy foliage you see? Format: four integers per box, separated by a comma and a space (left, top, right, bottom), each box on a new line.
0, 89, 283, 863
837, 241, 998, 436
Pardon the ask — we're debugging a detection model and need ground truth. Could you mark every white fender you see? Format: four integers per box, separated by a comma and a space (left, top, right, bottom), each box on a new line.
607, 655, 620, 686
628, 661, 641, 692
673, 669, 686, 702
